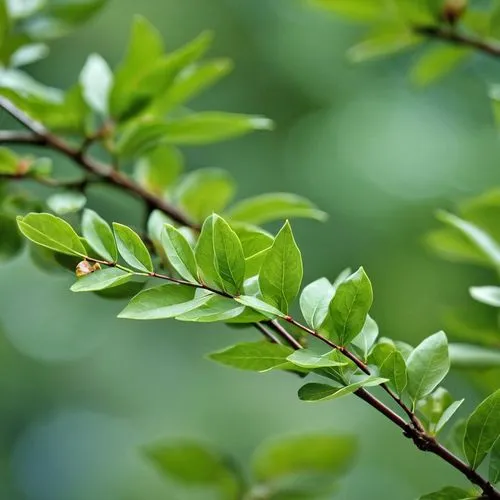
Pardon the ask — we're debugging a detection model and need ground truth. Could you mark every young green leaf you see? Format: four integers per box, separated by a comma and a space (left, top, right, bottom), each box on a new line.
113, 222, 153, 272
379, 350, 407, 395
298, 377, 388, 402
0, 147, 19, 174
464, 389, 500, 470
144, 440, 240, 500
300, 277, 335, 330
287, 349, 347, 369
208, 341, 295, 372
175, 168, 235, 223
212, 215, 245, 295
17, 212, 86, 256
406, 331, 450, 403
419, 486, 477, 500
118, 284, 211, 320
161, 224, 198, 283
79, 53, 113, 115
259, 221, 303, 313
323, 267, 373, 345
436, 400, 464, 435
469, 286, 500, 307
195, 215, 222, 290
175, 295, 245, 323
71, 268, 132, 292
226, 193, 327, 225
449, 344, 500, 369
47, 192, 86, 215
252, 434, 357, 483
134, 146, 183, 196
490, 437, 500, 484
351, 315, 378, 360
81, 209, 117, 262
234, 295, 286, 319
158, 112, 273, 145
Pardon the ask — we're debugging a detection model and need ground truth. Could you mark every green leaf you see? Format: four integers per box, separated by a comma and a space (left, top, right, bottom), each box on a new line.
118, 284, 211, 320
157, 112, 273, 145
211, 215, 245, 295
379, 350, 407, 395
195, 214, 222, 290
406, 331, 450, 402
46, 192, 86, 215
161, 224, 198, 283
154, 58, 233, 114
79, 53, 112, 115
17, 212, 86, 256
234, 295, 286, 319
464, 389, 500, 469
287, 349, 347, 369
351, 315, 379, 360
145, 440, 239, 500
323, 267, 373, 345
436, 400, 464, 435
298, 377, 388, 402
110, 15, 164, 120
411, 46, 471, 86
232, 224, 273, 258
252, 434, 357, 482
259, 221, 303, 314
419, 486, 477, 500
94, 279, 146, 300
175, 295, 245, 322
113, 222, 153, 272
469, 286, 500, 307
134, 146, 183, 196
300, 278, 335, 330
175, 168, 235, 223
71, 268, 132, 292
311, 0, 387, 21
11, 43, 49, 68
490, 437, 500, 484
437, 211, 500, 270
226, 193, 327, 225
81, 209, 117, 262
449, 344, 500, 369
348, 28, 422, 63
0, 146, 18, 174
208, 341, 294, 372
0, 213, 23, 261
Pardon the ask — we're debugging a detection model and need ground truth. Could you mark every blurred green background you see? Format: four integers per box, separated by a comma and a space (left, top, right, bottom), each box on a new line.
1, 0, 499, 498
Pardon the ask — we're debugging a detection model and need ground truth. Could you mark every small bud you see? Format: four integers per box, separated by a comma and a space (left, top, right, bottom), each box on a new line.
441, 0, 467, 25
92, 262, 101, 272
75, 260, 95, 277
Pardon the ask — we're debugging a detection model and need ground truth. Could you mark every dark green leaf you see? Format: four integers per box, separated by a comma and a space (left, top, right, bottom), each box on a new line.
259, 221, 303, 314
175, 168, 235, 223
0, 213, 23, 261
81, 209, 117, 262
118, 284, 211, 320
226, 193, 327, 225
71, 268, 132, 292
161, 223, 198, 283
298, 377, 388, 402
113, 222, 153, 272
407, 331, 449, 403
323, 267, 373, 345
208, 341, 294, 372
47, 192, 86, 215
17, 212, 86, 256
464, 389, 500, 469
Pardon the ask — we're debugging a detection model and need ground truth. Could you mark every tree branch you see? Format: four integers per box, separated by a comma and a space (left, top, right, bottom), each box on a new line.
414, 25, 500, 59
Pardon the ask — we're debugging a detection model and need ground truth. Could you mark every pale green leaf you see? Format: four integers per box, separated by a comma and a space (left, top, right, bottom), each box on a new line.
79, 53, 113, 115
81, 209, 117, 262
298, 377, 388, 402
351, 315, 379, 360
71, 268, 132, 292
436, 400, 464, 434
234, 295, 286, 319
300, 277, 335, 330
47, 192, 86, 215
449, 344, 500, 369
175, 295, 245, 323
287, 349, 347, 369
161, 224, 198, 283
469, 286, 500, 307
419, 486, 477, 500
